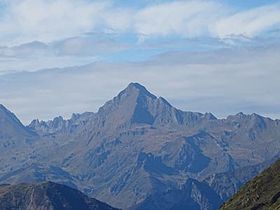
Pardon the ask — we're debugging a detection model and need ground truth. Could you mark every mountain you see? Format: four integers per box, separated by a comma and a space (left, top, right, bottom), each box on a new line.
28, 83, 211, 134
0, 182, 118, 210
1, 82, 280, 210
220, 158, 280, 210
0, 104, 35, 140
0, 104, 38, 177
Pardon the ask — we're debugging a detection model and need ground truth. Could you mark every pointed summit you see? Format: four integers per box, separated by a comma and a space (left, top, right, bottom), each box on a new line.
94, 83, 204, 130
127, 82, 148, 91
96, 83, 159, 129
118, 82, 157, 100
126, 82, 150, 91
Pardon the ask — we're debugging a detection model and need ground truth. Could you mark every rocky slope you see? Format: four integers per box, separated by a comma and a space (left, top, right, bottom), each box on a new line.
220, 158, 280, 210
0, 182, 118, 210
1, 82, 280, 210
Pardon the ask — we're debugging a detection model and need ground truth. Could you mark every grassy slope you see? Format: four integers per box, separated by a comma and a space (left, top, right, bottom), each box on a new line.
220, 159, 280, 210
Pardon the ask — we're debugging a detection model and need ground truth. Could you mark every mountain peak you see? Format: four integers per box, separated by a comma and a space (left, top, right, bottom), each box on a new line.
95, 83, 185, 128
127, 82, 146, 90
96, 83, 206, 129
119, 82, 157, 100
0, 104, 35, 138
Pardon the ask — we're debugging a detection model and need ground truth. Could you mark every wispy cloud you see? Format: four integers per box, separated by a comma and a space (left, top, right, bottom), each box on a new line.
0, 33, 226, 73
0, 35, 131, 72
133, 1, 227, 38
0, 0, 279, 46
0, 0, 114, 45
214, 4, 280, 38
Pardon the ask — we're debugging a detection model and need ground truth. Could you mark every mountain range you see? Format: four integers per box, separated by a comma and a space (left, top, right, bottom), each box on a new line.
1, 82, 280, 210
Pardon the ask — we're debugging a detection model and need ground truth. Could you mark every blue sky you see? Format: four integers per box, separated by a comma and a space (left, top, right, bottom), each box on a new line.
0, 0, 279, 123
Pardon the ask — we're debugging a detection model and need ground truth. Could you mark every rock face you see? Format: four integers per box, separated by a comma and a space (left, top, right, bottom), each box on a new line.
1, 82, 280, 210
220, 158, 280, 210
0, 182, 118, 210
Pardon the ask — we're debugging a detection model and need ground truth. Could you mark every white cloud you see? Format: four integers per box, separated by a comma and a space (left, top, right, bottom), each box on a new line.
0, 0, 116, 45
0, 0, 279, 46
214, 4, 280, 38
133, 1, 226, 37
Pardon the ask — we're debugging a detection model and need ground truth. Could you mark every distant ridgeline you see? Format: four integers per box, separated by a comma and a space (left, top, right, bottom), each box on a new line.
1, 83, 280, 210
